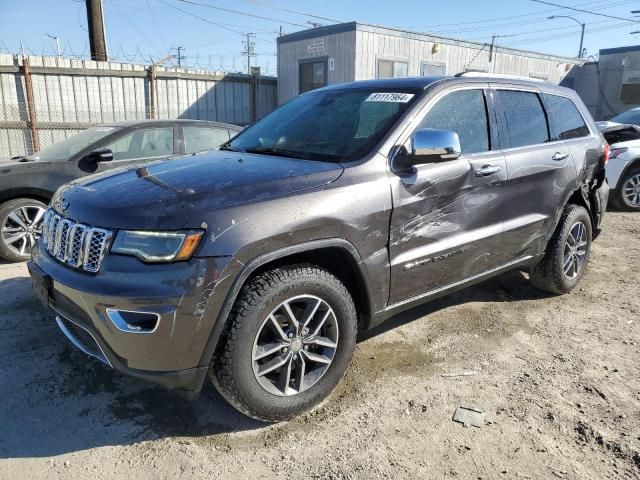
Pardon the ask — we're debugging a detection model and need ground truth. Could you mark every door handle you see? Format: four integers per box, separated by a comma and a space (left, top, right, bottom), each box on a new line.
552, 152, 569, 161
475, 165, 501, 177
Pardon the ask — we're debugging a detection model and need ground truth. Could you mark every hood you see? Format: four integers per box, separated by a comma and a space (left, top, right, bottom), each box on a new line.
55, 151, 344, 230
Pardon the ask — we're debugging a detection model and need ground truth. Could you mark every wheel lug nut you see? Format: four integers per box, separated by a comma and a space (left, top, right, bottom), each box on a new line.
293, 354, 298, 360
304, 345, 309, 350
288, 332, 294, 338
282, 347, 288, 353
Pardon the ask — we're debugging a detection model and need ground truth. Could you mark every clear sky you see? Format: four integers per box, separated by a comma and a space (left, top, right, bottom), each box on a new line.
1, 0, 639, 75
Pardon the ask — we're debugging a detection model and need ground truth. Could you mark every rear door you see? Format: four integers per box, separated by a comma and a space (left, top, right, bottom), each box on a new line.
388, 85, 507, 303
494, 87, 579, 262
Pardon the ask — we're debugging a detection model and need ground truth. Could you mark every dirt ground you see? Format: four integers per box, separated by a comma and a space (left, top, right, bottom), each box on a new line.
0, 211, 638, 480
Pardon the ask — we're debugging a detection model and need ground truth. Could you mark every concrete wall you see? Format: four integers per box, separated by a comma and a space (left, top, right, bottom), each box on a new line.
0, 54, 277, 158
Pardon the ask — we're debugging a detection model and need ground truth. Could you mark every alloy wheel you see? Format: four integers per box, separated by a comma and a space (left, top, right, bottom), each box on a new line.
563, 221, 588, 279
1, 205, 46, 258
252, 295, 339, 396
622, 173, 640, 208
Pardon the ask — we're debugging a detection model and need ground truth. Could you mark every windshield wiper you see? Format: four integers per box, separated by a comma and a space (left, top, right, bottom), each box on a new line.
218, 142, 241, 152
244, 147, 309, 160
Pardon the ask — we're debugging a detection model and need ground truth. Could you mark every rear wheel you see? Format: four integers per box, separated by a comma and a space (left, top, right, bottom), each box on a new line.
0, 198, 47, 262
616, 166, 640, 211
529, 204, 592, 294
211, 264, 357, 422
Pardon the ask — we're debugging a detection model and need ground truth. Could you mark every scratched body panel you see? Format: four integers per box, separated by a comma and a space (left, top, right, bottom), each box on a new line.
388, 151, 507, 302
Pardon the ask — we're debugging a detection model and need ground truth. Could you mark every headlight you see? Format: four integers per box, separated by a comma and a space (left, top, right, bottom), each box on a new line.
111, 230, 204, 263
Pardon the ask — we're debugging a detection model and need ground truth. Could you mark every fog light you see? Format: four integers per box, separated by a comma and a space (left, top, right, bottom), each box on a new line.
106, 309, 160, 333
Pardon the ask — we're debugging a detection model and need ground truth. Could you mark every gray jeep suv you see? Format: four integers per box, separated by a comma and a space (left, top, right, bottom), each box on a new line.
29, 74, 609, 422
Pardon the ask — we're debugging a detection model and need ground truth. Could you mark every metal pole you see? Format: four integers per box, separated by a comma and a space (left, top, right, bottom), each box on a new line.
86, 0, 108, 61
147, 65, 157, 119
20, 57, 40, 153
578, 23, 585, 58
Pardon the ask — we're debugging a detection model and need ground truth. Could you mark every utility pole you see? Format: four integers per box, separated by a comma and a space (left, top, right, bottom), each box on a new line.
242, 33, 256, 75
176, 46, 184, 67
46, 34, 61, 59
85, 0, 108, 61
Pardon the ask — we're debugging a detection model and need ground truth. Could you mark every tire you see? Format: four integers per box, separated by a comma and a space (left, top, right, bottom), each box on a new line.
0, 198, 47, 263
614, 166, 640, 211
529, 204, 592, 295
211, 264, 358, 422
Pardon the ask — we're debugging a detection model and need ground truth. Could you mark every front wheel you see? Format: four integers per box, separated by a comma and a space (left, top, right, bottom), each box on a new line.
211, 264, 357, 422
0, 198, 47, 262
529, 204, 592, 294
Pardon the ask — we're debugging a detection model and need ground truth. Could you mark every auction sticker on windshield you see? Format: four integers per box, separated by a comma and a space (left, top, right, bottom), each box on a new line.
365, 93, 415, 103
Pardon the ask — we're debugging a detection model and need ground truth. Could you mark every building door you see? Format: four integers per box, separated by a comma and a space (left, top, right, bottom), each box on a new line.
299, 59, 327, 94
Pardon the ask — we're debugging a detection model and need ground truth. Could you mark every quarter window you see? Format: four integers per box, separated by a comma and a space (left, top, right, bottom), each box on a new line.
496, 90, 549, 148
378, 59, 409, 79
417, 89, 490, 154
183, 126, 230, 154
542, 94, 589, 141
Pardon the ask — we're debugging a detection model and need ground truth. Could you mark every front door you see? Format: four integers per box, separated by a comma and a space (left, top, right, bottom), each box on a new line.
388, 86, 507, 304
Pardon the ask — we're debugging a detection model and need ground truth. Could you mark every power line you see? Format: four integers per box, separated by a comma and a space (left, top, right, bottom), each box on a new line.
145, 0, 168, 51
530, 0, 640, 23
238, 0, 342, 23
108, 1, 279, 34
426, 0, 636, 35
176, 0, 309, 28
409, 0, 622, 28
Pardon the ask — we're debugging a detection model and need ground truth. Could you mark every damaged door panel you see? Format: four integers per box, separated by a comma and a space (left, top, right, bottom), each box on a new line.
388, 86, 506, 303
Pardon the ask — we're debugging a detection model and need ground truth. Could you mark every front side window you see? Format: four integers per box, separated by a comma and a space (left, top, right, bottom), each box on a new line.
378, 59, 409, 79
183, 126, 230, 154
417, 89, 490, 155
105, 127, 174, 161
299, 60, 327, 94
542, 94, 589, 141
228, 88, 420, 162
496, 90, 549, 148
27, 126, 121, 162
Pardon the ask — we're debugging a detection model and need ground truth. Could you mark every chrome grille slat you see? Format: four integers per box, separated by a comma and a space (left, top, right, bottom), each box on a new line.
41, 208, 112, 273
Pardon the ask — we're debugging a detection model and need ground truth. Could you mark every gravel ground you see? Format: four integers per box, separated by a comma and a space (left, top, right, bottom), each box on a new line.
0, 212, 638, 480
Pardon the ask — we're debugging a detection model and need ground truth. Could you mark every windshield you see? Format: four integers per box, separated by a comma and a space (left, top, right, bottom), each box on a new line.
227, 88, 420, 162
611, 110, 640, 126
27, 126, 121, 161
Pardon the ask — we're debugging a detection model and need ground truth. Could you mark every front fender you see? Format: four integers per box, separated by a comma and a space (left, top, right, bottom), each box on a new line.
195, 238, 376, 369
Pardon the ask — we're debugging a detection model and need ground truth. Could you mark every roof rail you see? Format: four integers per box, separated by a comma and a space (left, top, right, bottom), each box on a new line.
454, 71, 546, 83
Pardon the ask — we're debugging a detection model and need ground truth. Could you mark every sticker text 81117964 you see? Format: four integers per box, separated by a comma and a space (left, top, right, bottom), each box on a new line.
365, 92, 415, 103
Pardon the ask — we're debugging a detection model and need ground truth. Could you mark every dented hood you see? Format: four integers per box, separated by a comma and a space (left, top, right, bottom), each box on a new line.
56, 151, 343, 230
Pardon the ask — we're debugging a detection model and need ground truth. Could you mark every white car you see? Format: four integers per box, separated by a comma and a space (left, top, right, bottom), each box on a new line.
596, 121, 640, 211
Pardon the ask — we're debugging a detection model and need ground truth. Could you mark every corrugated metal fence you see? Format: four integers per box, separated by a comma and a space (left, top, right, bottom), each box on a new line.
0, 54, 277, 158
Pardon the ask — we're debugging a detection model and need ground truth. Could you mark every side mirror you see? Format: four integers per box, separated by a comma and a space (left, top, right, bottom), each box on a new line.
394, 129, 461, 170
84, 147, 114, 163
78, 148, 113, 173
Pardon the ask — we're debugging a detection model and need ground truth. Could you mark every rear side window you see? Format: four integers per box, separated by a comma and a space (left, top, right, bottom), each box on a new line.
417, 89, 490, 154
542, 94, 590, 141
496, 90, 548, 148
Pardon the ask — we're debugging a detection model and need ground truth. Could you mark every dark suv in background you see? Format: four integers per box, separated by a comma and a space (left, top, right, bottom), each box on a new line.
29, 74, 608, 422
0, 119, 241, 262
